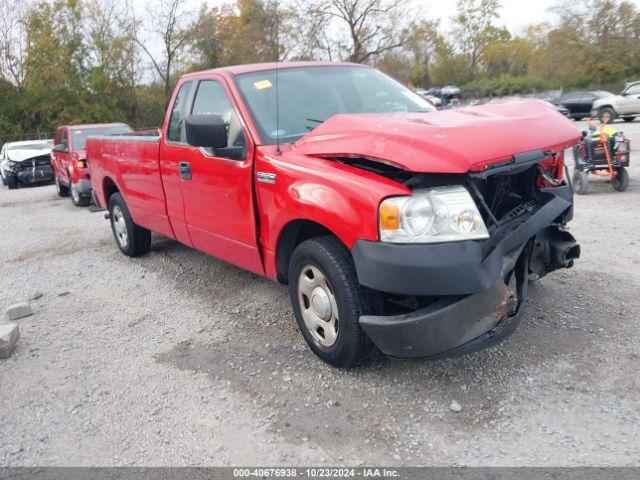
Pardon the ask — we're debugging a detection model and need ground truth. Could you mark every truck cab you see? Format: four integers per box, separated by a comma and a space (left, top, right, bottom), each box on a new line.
52, 123, 133, 206
87, 62, 581, 368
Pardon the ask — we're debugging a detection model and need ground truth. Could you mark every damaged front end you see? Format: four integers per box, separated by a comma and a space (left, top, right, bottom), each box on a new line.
5, 154, 54, 187
349, 150, 580, 359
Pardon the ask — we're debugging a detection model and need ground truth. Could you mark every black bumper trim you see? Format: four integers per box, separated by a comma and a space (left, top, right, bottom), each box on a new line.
352, 185, 573, 296
359, 242, 531, 359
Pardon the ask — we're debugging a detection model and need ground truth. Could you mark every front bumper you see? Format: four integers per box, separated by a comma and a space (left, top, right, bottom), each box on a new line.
354, 184, 579, 359
14, 166, 54, 185
74, 179, 93, 197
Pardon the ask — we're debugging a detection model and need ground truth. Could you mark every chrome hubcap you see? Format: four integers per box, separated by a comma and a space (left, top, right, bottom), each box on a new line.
298, 265, 339, 347
112, 206, 128, 248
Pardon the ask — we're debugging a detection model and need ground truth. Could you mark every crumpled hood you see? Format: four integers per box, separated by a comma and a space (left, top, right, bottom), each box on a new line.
294, 100, 581, 173
7, 147, 51, 163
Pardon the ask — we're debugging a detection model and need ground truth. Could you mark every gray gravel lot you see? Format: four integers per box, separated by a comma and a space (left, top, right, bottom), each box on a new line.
0, 120, 639, 466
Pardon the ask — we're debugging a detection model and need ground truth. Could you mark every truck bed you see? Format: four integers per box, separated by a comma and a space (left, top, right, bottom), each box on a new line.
86, 133, 175, 239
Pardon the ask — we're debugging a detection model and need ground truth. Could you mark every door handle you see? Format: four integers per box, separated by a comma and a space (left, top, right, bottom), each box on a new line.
179, 161, 192, 180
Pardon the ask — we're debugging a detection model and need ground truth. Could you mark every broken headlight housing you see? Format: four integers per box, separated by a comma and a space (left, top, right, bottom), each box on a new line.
379, 185, 489, 243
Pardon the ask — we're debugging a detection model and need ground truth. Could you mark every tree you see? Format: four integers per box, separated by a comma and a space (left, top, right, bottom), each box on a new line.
213, 0, 295, 66
302, 0, 414, 64
0, 0, 28, 88
451, 0, 506, 74
134, 0, 192, 104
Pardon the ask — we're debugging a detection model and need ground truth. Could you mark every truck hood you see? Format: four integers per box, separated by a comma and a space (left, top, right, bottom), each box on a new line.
294, 100, 581, 173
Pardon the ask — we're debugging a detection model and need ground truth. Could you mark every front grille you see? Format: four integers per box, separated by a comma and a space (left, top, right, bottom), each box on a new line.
20, 154, 51, 167
467, 166, 539, 226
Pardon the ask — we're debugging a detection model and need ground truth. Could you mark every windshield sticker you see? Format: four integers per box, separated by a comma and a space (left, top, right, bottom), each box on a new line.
254, 80, 273, 90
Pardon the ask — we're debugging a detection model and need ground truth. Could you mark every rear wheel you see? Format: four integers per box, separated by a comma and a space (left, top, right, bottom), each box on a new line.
70, 181, 90, 207
572, 170, 589, 195
55, 175, 69, 197
612, 167, 629, 192
623, 117, 635, 123
288, 236, 378, 368
108, 193, 151, 257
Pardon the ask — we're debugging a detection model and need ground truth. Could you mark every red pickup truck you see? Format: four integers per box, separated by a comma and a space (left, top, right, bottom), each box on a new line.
52, 123, 132, 206
87, 62, 581, 367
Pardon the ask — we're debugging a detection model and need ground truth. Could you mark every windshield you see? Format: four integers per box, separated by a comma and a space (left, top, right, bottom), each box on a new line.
71, 125, 133, 149
235, 66, 436, 145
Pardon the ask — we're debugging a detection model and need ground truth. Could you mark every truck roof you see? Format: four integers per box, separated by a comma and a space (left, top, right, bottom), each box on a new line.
181, 61, 368, 79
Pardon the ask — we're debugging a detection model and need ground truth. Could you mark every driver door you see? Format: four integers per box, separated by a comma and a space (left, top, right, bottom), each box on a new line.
177, 76, 264, 275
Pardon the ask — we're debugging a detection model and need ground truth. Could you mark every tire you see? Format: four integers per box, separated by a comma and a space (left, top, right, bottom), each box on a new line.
288, 236, 378, 368
600, 107, 617, 123
55, 175, 69, 197
612, 167, 629, 192
623, 117, 635, 123
572, 170, 589, 195
108, 192, 152, 257
6, 175, 17, 190
70, 181, 90, 207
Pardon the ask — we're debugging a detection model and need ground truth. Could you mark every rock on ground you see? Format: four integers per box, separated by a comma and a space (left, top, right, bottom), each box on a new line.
0, 323, 20, 359
5, 303, 33, 321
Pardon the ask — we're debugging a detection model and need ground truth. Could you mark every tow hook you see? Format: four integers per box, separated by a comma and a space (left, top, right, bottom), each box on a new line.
530, 226, 581, 279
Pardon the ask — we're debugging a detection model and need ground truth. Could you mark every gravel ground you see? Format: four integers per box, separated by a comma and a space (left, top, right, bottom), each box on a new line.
0, 120, 639, 467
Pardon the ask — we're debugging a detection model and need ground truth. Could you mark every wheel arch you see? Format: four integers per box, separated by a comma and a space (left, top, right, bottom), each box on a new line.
102, 176, 120, 206
275, 219, 346, 285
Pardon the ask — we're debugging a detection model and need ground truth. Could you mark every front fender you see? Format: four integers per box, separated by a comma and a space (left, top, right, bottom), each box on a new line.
256, 148, 409, 280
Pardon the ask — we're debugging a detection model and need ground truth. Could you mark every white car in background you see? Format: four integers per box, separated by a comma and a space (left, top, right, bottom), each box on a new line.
0, 139, 54, 189
592, 81, 640, 122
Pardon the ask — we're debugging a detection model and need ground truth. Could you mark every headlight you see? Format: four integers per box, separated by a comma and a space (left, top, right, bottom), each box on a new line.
379, 185, 489, 243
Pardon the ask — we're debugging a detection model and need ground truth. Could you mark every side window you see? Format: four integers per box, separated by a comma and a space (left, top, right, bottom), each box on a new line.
191, 80, 246, 150
167, 82, 192, 143
624, 84, 640, 96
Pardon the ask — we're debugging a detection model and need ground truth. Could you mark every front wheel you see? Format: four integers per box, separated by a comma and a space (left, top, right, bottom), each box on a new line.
55, 175, 69, 197
70, 181, 90, 207
572, 170, 589, 195
612, 167, 629, 192
600, 107, 617, 123
108, 193, 151, 257
6, 175, 17, 190
288, 236, 378, 368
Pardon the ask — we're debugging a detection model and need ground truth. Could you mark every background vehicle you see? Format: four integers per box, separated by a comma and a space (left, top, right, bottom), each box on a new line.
572, 129, 631, 194
87, 62, 580, 368
52, 123, 133, 206
0, 140, 53, 189
555, 91, 614, 120
592, 81, 640, 122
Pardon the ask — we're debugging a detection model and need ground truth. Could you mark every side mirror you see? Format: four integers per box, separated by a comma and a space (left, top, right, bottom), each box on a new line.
185, 114, 227, 149
52, 144, 67, 153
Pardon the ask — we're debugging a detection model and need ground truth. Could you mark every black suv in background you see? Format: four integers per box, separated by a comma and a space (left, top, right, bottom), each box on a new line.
556, 91, 614, 120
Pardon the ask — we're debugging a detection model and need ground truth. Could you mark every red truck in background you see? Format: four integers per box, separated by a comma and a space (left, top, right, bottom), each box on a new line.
52, 123, 133, 206
87, 62, 581, 367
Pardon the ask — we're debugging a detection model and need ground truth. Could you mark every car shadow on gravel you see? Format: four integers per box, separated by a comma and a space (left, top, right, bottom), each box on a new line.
154, 250, 631, 461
